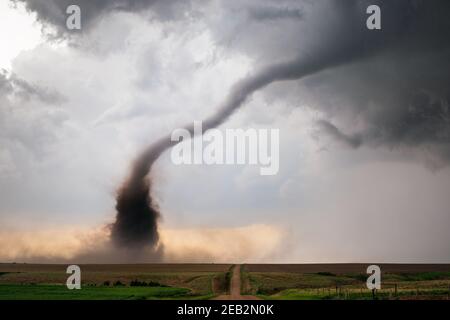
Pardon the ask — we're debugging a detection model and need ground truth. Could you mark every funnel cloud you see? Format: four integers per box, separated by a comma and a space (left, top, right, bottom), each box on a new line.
109, 0, 450, 249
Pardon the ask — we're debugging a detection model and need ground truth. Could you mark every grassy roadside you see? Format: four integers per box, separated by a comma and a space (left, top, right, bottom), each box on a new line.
211, 267, 232, 297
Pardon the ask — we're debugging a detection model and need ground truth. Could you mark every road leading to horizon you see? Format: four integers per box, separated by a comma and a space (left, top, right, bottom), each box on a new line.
213, 264, 260, 300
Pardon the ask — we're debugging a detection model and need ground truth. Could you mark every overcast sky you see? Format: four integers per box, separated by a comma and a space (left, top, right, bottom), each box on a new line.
0, 0, 449, 263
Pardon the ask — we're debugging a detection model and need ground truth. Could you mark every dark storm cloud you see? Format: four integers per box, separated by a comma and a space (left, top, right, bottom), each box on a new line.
315, 83, 450, 152
11, 0, 192, 36
227, 0, 450, 165
11, 0, 450, 159
299, 1, 450, 164
314, 84, 450, 168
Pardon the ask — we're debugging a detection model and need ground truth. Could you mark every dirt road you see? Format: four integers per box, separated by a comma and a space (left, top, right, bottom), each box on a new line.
213, 264, 260, 300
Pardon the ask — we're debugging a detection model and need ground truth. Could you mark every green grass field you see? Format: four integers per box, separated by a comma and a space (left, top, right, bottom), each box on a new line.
0, 284, 193, 300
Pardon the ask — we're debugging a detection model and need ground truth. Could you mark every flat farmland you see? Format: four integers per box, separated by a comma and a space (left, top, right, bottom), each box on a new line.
242, 264, 450, 300
1, 263, 450, 300
0, 263, 232, 300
